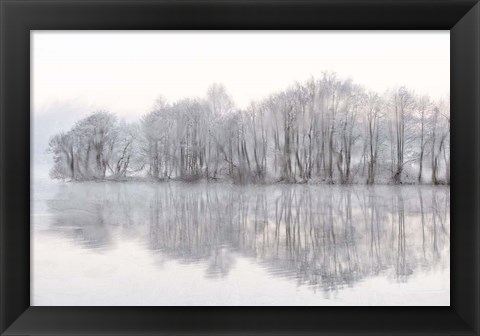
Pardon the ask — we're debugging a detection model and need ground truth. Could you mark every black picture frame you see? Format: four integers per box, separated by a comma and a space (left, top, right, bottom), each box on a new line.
0, 0, 478, 335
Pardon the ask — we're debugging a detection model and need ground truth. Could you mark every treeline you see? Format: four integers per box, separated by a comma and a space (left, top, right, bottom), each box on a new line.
48, 72, 450, 185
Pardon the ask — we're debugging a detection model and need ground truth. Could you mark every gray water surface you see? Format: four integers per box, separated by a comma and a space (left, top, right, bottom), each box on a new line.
31, 181, 450, 306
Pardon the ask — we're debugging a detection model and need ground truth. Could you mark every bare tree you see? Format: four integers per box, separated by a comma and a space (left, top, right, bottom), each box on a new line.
416, 95, 431, 183
364, 92, 382, 184
388, 87, 415, 184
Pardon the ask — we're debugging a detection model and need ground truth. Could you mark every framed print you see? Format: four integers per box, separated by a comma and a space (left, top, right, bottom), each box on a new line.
30, 30, 451, 307
1, 0, 479, 335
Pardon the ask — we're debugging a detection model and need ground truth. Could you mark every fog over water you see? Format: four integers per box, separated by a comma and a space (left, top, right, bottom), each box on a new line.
32, 178, 449, 306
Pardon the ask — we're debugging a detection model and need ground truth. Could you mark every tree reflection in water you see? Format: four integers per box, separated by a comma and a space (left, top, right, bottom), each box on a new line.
47, 183, 449, 293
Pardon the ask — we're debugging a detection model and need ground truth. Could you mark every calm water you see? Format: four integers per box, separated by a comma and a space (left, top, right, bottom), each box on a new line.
31, 181, 450, 306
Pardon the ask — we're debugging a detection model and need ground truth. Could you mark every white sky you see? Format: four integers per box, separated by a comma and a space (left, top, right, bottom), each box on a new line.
32, 31, 449, 117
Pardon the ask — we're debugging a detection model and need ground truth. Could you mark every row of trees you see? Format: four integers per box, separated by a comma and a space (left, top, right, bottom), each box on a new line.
48, 73, 450, 184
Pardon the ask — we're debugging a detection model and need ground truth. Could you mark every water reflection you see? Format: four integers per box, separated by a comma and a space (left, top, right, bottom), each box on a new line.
46, 183, 449, 292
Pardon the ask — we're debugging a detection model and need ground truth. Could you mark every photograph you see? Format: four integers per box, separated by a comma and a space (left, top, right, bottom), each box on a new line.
31, 31, 450, 306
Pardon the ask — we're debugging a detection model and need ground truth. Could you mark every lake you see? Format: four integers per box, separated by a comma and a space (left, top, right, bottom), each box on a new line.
31, 180, 450, 306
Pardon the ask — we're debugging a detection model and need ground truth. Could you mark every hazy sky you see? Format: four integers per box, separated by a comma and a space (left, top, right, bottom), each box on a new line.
32, 31, 449, 118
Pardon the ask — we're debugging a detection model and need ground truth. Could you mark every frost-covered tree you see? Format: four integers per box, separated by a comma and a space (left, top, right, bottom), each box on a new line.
49, 111, 140, 180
